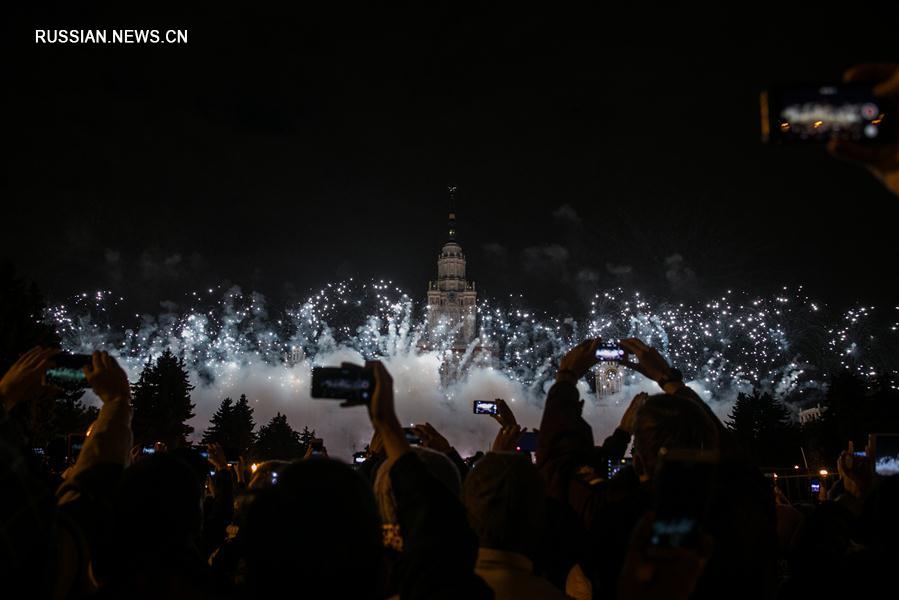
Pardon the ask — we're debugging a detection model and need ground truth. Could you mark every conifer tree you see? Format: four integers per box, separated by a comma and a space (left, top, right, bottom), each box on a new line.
202, 394, 257, 455
253, 412, 303, 460
727, 389, 801, 467
131, 349, 195, 447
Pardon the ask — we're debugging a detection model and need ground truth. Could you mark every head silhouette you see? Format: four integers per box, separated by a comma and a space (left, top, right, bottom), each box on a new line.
633, 394, 719, 480
462, 451, 546, 558
241, 458, 382, 599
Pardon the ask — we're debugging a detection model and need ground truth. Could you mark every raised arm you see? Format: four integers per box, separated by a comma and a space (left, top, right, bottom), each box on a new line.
537, 340, 600, 509
58, 351, 133, 505
364, 361, 490, 599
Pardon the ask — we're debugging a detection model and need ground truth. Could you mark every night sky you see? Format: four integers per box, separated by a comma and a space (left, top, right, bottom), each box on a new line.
5, 3, 899, 317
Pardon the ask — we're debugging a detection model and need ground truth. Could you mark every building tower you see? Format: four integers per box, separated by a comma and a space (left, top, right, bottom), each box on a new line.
595, 362, 623, 397
427, 186, 477, 349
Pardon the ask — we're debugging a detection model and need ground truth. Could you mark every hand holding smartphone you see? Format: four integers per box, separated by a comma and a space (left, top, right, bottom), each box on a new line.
46, 352, 93, 390
595, 342, 624, 362
311, 364, 375, 405
473, 400, 498, 415
761, 83, 894, 143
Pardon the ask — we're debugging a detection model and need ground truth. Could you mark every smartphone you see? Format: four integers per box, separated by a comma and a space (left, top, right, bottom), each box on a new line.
809, 478, 821, 494
648, 448, 719, 550
46, 353, 93, 390
868, 433, 899, 476
67, 433, 87, 464
516, 431, 538, 453
311, 365, 375, 405
761, 83, 895, 143
595, 342, 624, 362
473, 400, 498, 415
403, 427, 422, 445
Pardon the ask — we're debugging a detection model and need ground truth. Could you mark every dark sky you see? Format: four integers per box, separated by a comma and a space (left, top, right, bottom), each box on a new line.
5, 3, 899, 316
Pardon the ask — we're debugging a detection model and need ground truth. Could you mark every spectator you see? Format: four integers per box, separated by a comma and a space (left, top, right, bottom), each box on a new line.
239, 360, 491, 599
240, 458, 383, 599
537, 338, 778, 600
91, 453, 208, 599
411, 421, 470, 481
462, 451, 570, 599
373, 445, 461, 552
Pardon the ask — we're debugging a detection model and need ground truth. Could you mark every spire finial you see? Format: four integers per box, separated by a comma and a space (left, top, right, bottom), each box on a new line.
447, 185, 457, 240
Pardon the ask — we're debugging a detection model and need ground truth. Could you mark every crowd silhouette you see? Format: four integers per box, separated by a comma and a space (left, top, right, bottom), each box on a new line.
2, 334, 897, 600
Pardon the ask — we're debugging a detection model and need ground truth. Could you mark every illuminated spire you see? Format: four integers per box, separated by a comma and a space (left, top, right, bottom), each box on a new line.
447, 185, 457, 240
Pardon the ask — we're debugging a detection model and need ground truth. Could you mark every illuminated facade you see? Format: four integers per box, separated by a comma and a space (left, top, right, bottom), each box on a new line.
595, 362, 623, 397
427, 186, 477, 349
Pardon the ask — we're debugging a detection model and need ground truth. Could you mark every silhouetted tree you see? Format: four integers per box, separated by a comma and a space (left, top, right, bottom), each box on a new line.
800, 408, 843, 469
727, 389, 802, 468
0, 262, 59, 372
298, 425, 317, 448
131, 349, 195, 447
801, 372, 899, 466
232, 394, 257, 449
867, 374, 899, 433
253, 413, 303, 460
824, 372, 868, 445
202, 394, 256, 455
203, 397, 234, 443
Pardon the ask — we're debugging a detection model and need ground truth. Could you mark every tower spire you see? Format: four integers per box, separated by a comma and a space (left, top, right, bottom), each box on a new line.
447, 185, 457, 240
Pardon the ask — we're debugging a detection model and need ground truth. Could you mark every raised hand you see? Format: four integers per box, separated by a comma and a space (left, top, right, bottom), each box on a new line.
618, 338, 679, 388
84, 351, 131, 403
489, 398, 524, 452
492, 423, 525, 453
556, 339, 601, 383
208, 441, 228, 471
365, 360, 409, 461
489, 398, 517, 429
837, 440, 876, 499
0, 346, 59, 411
365, 360, 395, 425
413, 422, 453, 454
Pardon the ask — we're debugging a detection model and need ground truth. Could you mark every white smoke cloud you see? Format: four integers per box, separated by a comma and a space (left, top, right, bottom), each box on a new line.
56, 280, 889, 461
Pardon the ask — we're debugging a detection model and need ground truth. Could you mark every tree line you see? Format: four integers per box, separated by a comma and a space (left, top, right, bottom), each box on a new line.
129, 348, 317, 460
